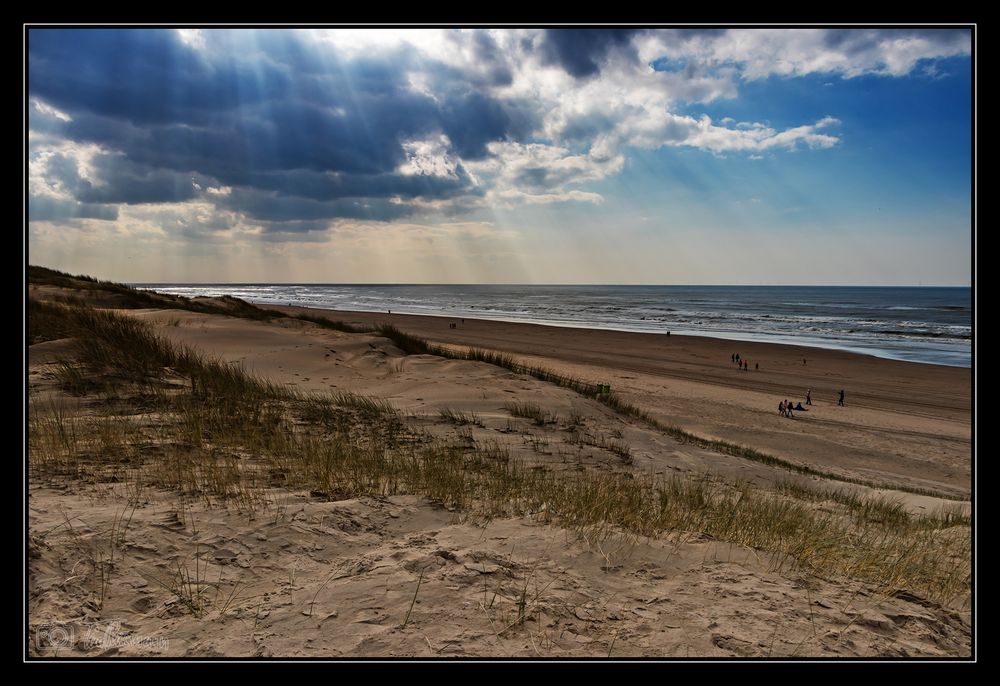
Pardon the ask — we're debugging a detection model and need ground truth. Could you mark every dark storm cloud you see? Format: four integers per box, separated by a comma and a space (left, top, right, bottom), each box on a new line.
27, 29, 521, 223
438, 91, 517, 159
238, 167, 479, 202
28, 29, 289, 126
223, 189, 416, 223
539, 29, 642, 78
41, 152, 201, 205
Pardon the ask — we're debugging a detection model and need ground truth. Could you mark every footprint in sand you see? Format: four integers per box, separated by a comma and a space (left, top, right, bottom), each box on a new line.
130, 595, 156, 613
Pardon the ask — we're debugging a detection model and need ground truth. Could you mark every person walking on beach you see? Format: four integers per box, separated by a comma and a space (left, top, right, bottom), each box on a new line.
838, 389, 845, 406
755, 363, 759, 371
785, 399, 794, 418
736, 353, 740, 365
806, 389, 812, 405
732, 353, 736, 364
779, 400, 786, 417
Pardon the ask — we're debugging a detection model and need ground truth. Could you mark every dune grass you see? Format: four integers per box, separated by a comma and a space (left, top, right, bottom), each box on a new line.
504, 401, 557, 426
567, 428, 633, 463
440, 408, 483, 426
28, 297, 76, 343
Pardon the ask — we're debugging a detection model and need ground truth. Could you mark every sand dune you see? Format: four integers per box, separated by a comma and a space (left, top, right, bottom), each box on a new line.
29, 487, 969, 658
27, 294, 972, 657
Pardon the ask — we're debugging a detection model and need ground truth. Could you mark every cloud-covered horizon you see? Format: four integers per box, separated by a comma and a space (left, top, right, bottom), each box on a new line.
27, 28, 972, 284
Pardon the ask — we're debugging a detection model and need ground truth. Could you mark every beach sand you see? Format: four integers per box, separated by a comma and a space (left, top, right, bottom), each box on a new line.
27, 289, 972, 657
266, 306, 972, 499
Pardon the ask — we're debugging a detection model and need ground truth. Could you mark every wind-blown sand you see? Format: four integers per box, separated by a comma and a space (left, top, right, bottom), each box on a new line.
27, 291, 972, 658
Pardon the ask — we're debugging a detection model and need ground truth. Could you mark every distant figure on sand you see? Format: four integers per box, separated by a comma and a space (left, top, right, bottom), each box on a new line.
736, 353, 740, 365
803, 358, 807, 365
732, 353, 736, 364
755, 363, 759, 371
778, 400, 786, 417
806, 389, 812, 405
785, 399, 794, 418
838, 389, 845, 406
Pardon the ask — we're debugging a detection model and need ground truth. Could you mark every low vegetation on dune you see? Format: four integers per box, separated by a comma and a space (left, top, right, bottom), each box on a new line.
26, 273, 971, 612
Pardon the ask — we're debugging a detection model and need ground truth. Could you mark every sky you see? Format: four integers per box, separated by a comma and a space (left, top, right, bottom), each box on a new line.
26, 27, 973, 285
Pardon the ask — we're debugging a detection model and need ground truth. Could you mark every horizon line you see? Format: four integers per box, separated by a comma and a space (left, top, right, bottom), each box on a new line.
132, 282, 973, 288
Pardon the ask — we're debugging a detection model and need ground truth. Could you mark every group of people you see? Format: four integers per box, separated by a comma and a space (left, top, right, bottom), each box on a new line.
726, 352, 848, 412
730, 353, 757, 371
778, 398, 807, 417
778, 388, 845, 417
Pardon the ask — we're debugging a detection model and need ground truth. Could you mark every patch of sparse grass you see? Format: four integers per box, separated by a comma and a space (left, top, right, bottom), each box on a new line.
504, 402, 556, 426
291, 312, 371, 334
53, 358, 108, 396
440, 408, 483, 426
921, 503, 971, 529
146, 548, 211, 618
775, 479, 971, 531
328, 391, 397, 418
377, 324, 444, 356
465, 348, 518, 369
568, 429, 633, 463
28, 297, 76, 343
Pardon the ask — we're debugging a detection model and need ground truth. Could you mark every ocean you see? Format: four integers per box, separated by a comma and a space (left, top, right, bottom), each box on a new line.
140, 284, 973, 368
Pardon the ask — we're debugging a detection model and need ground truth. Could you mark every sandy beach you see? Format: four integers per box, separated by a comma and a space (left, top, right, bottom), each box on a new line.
266, 306, 972, 499
27, 280, 973, 657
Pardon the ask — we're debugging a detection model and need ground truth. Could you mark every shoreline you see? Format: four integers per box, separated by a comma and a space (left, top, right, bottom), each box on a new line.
139, 286, 971, 369
249, 303, 971, 369
269, 303, 969, 373
289, 305, 971, 368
